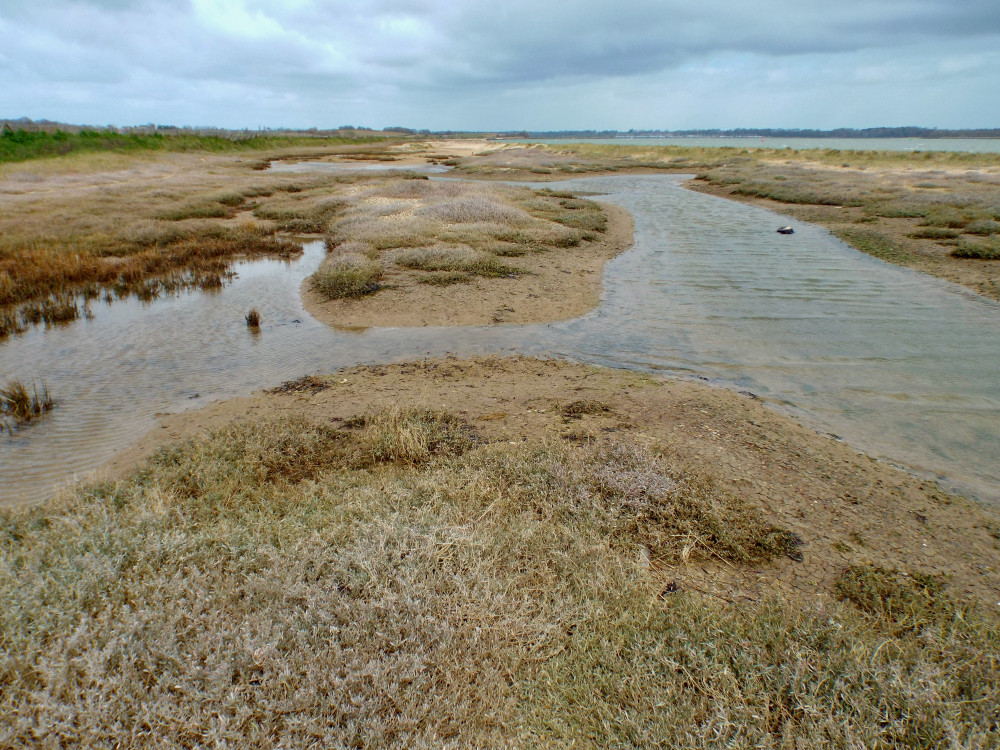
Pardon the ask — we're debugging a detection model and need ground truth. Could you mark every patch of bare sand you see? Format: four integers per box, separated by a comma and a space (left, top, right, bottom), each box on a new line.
104, 355, 1000, 606
301, 202, 634, 327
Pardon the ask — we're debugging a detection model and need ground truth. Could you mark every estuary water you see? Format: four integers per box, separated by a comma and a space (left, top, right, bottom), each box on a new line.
2, 174, 999, 506
512, 137, 1000, 153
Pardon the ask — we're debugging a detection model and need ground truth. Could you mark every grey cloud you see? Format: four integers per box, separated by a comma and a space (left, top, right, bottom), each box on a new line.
1, 0, 999, 128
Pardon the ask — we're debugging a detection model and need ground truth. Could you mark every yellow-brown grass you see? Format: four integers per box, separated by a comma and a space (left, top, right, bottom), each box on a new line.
1, 407, 997, 747
0, 145, 415, 336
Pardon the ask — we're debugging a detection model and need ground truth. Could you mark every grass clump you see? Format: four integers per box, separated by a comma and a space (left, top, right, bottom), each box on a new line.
417, 271, 470, 286
1, 414, 998, 746
349, 407, 477, 465
309, 253, 384, 299
836, 564, 957, 634
558, 399, 612, 419
908, 227, 961, 240
0, 379, 54, 432
155, 200, 233, 221
244, 308, 261, 328
394, 246, 520, 278
965, 219, 1000, 236
952, 236, 1000, 260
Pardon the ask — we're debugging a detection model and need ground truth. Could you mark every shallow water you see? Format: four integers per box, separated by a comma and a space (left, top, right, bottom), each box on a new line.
513, 136, 1000, 153
2, 174, 999, 506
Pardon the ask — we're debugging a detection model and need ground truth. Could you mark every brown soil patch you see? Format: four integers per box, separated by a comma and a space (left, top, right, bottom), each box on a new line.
106, 355, 1000, 606
301, 202, 633, 327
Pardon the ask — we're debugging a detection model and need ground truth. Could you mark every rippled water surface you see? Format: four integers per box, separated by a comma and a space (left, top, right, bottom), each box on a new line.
2, 174, 999, 506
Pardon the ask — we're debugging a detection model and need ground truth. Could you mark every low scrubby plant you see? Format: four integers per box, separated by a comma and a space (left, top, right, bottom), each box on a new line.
908, 227, 961, 240
965, 219, 1000, 236
310, 253, 384, 299
394, 246, 519, 278
418, 271, 470, 286
952, 236, 1000, 259
245, 308, 261, 327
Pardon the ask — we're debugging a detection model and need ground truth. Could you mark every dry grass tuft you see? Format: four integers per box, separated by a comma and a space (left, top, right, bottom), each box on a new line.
309, 253, 384, 299
558, 399, 612, 419
349, 407, 477, 465
393, 246, 520, 278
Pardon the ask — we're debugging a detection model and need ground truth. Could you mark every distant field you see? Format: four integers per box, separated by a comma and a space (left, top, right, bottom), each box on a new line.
0, 128, 385, 164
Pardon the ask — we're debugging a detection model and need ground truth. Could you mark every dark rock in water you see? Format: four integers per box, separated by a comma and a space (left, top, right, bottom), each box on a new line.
777, 226, 794, 234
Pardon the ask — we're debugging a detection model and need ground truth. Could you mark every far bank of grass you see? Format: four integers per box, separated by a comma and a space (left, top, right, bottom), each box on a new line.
0, 127, 385, 165
3, 356, 1000, 747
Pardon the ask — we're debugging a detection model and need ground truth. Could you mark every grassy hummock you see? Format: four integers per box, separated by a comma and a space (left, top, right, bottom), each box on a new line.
1, 406, 997, 747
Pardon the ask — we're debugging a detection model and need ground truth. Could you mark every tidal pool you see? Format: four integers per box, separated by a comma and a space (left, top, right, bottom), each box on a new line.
2, 174, 998, 506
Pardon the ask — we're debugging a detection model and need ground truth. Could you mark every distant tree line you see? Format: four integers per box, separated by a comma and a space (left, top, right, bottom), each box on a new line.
499, 127, 1000, 139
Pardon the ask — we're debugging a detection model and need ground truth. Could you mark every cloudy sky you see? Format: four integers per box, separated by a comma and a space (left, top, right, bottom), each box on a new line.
2, 0, 999, 131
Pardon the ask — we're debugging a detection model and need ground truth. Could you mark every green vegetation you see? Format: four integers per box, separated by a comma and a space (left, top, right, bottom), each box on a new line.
1, 410, 997, 746
953, 237, 1000, 260
834, 228, 916, 265
908, 227, 961, 241
0, 127, 384, 165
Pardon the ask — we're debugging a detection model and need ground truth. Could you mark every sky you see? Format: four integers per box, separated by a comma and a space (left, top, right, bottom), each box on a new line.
2, 0, 999, 131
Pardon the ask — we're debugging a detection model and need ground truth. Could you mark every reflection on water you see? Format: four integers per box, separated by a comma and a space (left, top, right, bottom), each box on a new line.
2, 175, 999, 507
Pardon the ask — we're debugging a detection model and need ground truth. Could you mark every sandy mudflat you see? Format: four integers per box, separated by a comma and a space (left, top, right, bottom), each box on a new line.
301, 202, 633, 328
105, 355, 1000, 604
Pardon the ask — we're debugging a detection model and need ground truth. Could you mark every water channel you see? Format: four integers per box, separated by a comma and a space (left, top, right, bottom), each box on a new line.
2, 174, 999, 507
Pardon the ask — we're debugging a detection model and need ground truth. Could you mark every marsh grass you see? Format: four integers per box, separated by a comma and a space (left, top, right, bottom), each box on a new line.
0, 128, 385, 165
908, 227, 961, 240
0, 379, 54, 432
833, 228, 915, 264
310, 253, 384, 299
244, 308, 261, 328
317, 177, 606, 298
0, 154, 401, 331
1, 225, 300, 335
966, 219, 1000, 236
952, 236, 1000, 260
2, 411, 997, 747
417, 271, 471, 286
394, 246, 520, 277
